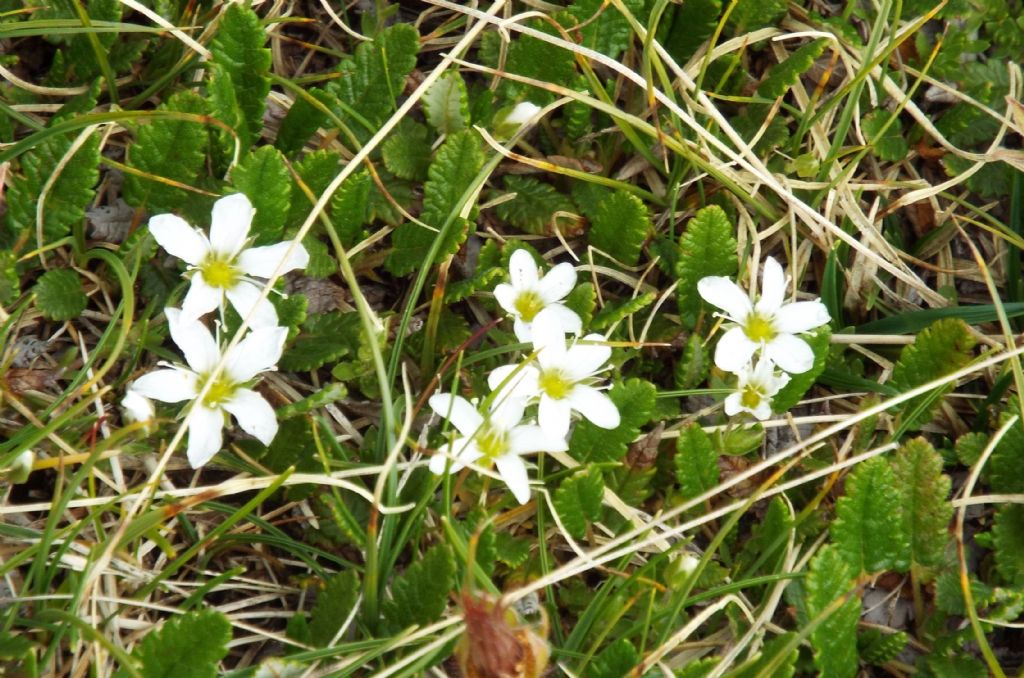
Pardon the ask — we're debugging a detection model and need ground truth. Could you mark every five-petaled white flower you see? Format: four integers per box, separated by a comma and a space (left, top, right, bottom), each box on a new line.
428, 392, 566, 504
149, 193, 309, 328
128, 308, 286, 468
724, 358, 790, 421
494, 249, 581, 342
489, 307, 619, 441
697, 256, 830, 375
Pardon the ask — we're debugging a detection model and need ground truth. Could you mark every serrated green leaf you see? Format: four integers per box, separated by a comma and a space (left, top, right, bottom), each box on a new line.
737, 496, 794, 575
274, 293, 308, 341
563, 281, 596, 328
302, 236, 336, 279
288, 149, 340, 227
675, 333, 709, 389
381, 119, 432, 181
570, 378, 655, 463
276, 87, 336, 156
387, 130, 484, 275
280, 311, 358, 372
657, 0, 721, 64
308, 570, 359, 647
993, 503, 1024, 587
0, 251, 19, 305
891, 437, 953, 574
33, 268, 87, 321
831, 456, 910, 574
232, 146, 291, 244
924, 654, 988, 678
954, 431, 988, 467
803, 545, 859, 678
129, 609, 230, 678
329, 169, 372, 247
674, 423, 719, 500
123, 91, 208, 212
258, 417, 321, 479
495, 176, 576, 236
676, 205, 738, 328
729, 0, 787, 32
482, 19, 576, 104
591, 293, 655, 331
862, 110, 909, 162
858, 628, 908, 666
587, 190, 651, 266
587, 638, 638, 678
568, 0, 643, 59
756, 39, 827, 99
553, 469, 605, 539
493, 531, 531, 568
990, 410, 1024, 493
209, 4, 270, 149
445, 239, 504, 303
890, 318, 975, 431
422, 71, 469, 134
771, 327, 831, 412
383, 543, 456, 630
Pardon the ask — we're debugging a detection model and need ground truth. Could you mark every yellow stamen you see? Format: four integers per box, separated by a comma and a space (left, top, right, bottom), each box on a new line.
201, 256, 238, 289
201, 376, 236, 407
514, 291, 545, 322
743, 313, 776, 343
740, 385, 762, 409
538, 369, 572, 400
476, 424, 509, 459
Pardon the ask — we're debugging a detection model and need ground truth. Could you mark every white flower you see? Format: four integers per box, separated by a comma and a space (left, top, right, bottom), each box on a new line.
504, 102, 542, 127
494, 249, 581, 342
149, 193, 309, 328
489, 308, 620, 440
428, 393, 566, 505
723, 358, 790, 421
697, 256, 830, 375
122, 389, 155, 426
129, 308, 286, 468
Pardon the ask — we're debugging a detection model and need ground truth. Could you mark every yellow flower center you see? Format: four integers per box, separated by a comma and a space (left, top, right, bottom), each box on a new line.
200, 255, 239, 289
475, 423, 509, 459
740, 385, 763, 409
538, 369, 573, 400
743, 313, 776, 343
199, 374, 237, 408
514, 291, 545, 322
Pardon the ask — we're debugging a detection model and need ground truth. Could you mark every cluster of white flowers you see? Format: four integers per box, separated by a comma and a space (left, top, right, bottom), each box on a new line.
698, 256, 830, 420
121, 194, 308, 467
428, 250, 620, 504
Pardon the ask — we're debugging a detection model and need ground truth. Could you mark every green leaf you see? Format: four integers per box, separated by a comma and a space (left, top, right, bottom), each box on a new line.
831, 456, 910, 574
387, 130, 484, 275
564, 281, 596, 328
383, 543, 456, 630
129, 609, 231, 678
803, 545, 859, 678
657, 0, 721, 64
993, 503, 1024, 587
770, 326, 831, 412
586, 189, 651, 266
326, 23, 419, 135
737, 496, 794, 575
288, 149, 340, 227
587, 638, 638, 678
328, 169, 372, 247
232, 146, 291, 244
209, 4, 270, 149
422, 71, 469, 134
675, 333, 710, 389
33, 269, 87, 321
494, 176, 576, 236
756, 39, 827, 99
381, 119, 432, 181
308, 570, 359, 647
568, 0, 643, 59
990, 410, 1024, 493
954, 431, 988, 467
676, 205, 738, 328
591, 293, 655, 331
889, 318, 976, 431
891, 437, 953, 574
302, 236, 336, 279
280, 311, 359, 372
729, 0, 787, 32
277, 382, 347, 420
553, 469, 605, 539
569, 378, 655, 463
674, 423, 719, 500
257, 417, 321, 479
0, 251, 19, 305
855, 302, 1024, 334
276, 87, 335, 156
862, 110, 909, 162
482, 19, 576, 104
494, 532, 531, 568
924, 655, 988, 678
858, 628, 908, 666
123, 90, 208, 213
445, 238, 504, 304
732, 633, 798, 678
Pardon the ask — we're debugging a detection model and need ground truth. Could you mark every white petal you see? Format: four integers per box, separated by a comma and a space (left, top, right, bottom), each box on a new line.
537, 262, 576, 303
186, 404, 225, 468
724, 392, 743, 417
209, 193, 254, 257
148, 214, 209, 266
505, 102, 541, 126
429, 394, 483, 438
563, 335, 612, 381
488, 364, 539, 400
490, 396, 526, 431
494, 453, 531, 504
774, 300, 831, 334
538, 395, 571, 440
531, 307, 567, 366
494, 283, 518, 316
225, 325, 287, 383
181, 275, 223, 323
131, 368, 199, 403
512, 318, 533, 343
713, 327, 758, 373
751, 357, 777, 384
508, 249, 539, 289
764, 333, 816, 374
225, 281, 279, 328
222, 388, 278, 446
429, 438, 480, 474
122, 389, 156, 423
566, 386, 620, 429
757, 256, 786, 313
237, 242, 309, 278
752, 400, 773, 420
544, 304, 582, 336
697, 276, 751, 321
165, 307, 220, 374
508, 424, 567, 454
